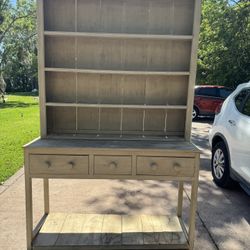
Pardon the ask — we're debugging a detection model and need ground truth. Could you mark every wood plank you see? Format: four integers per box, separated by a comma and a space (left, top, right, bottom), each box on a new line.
159, 216, 187, 244
37, 0, 46, 138
24, 152, 33, 250
56, 213, 86, 245
101, 214, 122, 245
141, 215, 158, 244
33, 213, 189, 248
141, 215, 186, 245
185, 0, 202, 141
44, 0, 75, 32
77, 214, 104, 245
44, 67, 190, 76
43, 179, 49, 214
122, 215, 143, 245
34, 213, 67, 246
46, 102, 187, 110
44, 31, 193, 40
24, 138, 200, 153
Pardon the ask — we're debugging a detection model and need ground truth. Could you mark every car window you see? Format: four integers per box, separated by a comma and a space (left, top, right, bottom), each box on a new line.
234, 89, 250, 112
195, 88, 200, 95
219, 88, 232, 98
242, 95, 250, 117
198, 88, 218, 97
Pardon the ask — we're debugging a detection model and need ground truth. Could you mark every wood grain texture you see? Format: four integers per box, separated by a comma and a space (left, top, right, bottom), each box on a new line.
102, 215, 122, 245
77, 214, 104, 245
94, 155, 132, 175
24, 138, 200, 152
39, 0, 198, 139
29, 155, 89, 175
45, 67, 190, 75
37, 0, 46, 138
28, 1, 201, 250
44, 31, 193, 40
185, 0, 202, 141
56, 214, 86, 245
122, 215, 143, 245
136, 156, 195, 177
33, 213, 187, 249
33, 213, 67, 246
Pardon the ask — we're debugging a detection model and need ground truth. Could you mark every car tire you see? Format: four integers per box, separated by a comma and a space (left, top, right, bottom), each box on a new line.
211, 141, 235, 188
192, 106, 199, 120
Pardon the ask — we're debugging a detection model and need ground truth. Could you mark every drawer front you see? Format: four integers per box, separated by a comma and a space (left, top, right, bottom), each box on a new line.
136, 157, 195, 177
30, 155, 89, 175
94, 156, 132, 175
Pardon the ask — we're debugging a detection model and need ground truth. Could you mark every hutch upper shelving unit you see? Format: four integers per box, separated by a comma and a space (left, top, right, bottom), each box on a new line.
24, 0, 201, 249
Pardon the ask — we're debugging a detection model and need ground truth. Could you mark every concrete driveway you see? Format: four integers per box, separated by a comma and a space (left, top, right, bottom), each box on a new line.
0, 120, 249, 250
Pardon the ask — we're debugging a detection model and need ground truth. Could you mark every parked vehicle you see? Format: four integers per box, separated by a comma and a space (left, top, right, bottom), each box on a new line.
193, 85, 232, 120
209, 82, 250, 194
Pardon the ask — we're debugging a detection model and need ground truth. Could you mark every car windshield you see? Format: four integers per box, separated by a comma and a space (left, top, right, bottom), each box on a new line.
219, 88, 232, 98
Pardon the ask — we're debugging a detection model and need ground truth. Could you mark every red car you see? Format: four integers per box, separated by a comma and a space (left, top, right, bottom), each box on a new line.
193, 85, 232, 120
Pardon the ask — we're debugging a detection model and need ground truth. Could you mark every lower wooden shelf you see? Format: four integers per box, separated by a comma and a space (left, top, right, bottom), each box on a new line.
33, 213, 188, 250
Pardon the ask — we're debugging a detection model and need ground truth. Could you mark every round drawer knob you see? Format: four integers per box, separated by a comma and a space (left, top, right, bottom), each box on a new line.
109, 161, 117, 169
173, 162, 182, 172
45, 160, 51, 168
150, 162, 158, 171
68, 161, 75, 168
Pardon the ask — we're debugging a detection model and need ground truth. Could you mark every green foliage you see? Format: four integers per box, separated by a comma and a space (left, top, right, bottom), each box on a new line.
0, 0, 37, 92
197, 0, 250, 87
0, 93, 39, 183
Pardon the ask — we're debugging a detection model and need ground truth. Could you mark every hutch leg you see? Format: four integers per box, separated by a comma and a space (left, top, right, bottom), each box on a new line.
177, 181, 184, 217
188, 157, 200, 250
25, 175, 33, 250
43, 178, 50, 214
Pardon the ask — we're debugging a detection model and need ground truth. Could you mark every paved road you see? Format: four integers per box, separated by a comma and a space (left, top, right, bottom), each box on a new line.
0, 120, 249, 250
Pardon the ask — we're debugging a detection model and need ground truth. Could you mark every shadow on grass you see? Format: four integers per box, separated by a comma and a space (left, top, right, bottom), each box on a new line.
8, 92, 38, 97
0, 101, 38, 109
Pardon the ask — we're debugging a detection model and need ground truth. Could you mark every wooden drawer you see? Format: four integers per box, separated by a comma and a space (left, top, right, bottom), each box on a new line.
136, 157, 195, 177
29, 155, 89, 175
94, 156, 132, 175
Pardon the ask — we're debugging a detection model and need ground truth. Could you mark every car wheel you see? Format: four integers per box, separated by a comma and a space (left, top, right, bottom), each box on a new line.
211, 141, 235, 188
192, 107, 199, 120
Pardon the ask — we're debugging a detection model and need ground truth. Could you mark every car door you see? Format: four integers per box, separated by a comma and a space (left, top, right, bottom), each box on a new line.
197, 87, 221, 115
226, 88, 250, 183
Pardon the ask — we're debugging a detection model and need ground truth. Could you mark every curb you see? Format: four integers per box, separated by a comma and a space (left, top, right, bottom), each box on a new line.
0, 167, 24, 195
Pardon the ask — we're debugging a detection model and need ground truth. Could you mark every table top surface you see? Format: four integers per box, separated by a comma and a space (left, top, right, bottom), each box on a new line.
24, 138, 200, 153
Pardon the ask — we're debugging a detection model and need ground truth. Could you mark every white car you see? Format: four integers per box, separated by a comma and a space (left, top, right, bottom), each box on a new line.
209, 82, 250, 194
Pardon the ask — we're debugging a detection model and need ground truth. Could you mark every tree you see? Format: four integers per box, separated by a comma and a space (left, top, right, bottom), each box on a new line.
0, 0, 37, 92
197, 0, 250, 88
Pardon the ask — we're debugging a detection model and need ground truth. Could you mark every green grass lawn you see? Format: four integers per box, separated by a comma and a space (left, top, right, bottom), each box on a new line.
0, 93, 40, 183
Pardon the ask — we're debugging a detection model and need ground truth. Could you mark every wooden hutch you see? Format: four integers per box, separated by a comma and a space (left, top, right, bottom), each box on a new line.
24, 0, 201, 249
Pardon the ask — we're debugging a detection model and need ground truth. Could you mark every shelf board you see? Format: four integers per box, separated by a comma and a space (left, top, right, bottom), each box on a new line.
33, 213, 188, 249
45, 68, 190, 76
44, 31, 193, 40
46, 102, 187, 110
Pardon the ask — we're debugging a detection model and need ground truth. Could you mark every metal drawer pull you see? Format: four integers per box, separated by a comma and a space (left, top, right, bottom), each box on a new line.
173, 162, 182, 172
45, 160, 51, 168
150, 162, 158, 171
68, 161, 75, 168
109, 161, 118, 169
